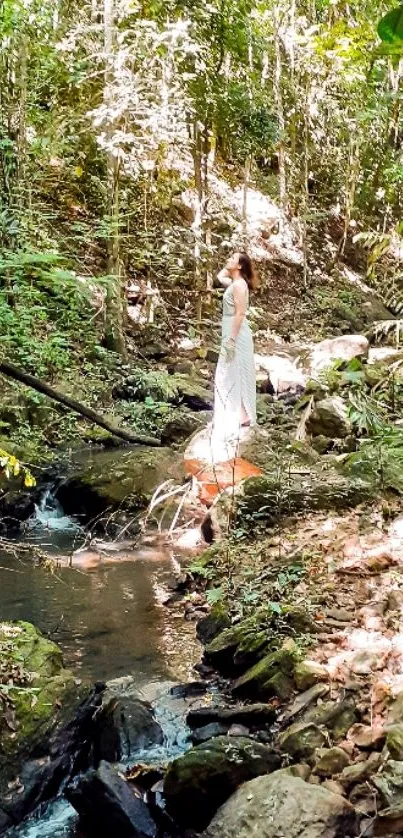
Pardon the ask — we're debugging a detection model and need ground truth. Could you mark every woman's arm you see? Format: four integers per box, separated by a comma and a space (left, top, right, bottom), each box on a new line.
217, 268, 232, 288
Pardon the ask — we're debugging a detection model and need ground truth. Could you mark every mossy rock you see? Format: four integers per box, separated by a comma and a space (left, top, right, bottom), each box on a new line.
232, 648, 296, 699
57, 446, 183, 517
0, 621, 86, 798
233, 467, 373, 527
196, 604, 231, 646
303, 698, 358, 741
278, 722, 327, 761
163, 736, 281, 830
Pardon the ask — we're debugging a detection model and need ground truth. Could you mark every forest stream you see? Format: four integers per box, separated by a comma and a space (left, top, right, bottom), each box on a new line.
1, 475, 203, 837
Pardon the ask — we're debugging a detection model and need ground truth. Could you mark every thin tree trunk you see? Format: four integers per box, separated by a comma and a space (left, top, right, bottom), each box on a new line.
242, 155, 251, 247
103, 0, 127, 358
273, 8, 287, 227
193, 118, 204, 320
0, 361, 160, 446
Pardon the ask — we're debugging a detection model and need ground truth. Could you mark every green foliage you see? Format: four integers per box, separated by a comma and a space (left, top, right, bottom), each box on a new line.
378, 5, 403, 45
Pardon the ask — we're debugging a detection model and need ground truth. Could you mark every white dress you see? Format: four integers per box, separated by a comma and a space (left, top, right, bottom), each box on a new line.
211, 280, 256, 461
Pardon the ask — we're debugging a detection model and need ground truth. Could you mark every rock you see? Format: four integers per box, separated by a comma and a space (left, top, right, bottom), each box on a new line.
232, 648, 296, 700
323, 779, 345, 796
160, 409, 208, 444
232, 469, 372, 528
285, 683, 329, 720
347, 723, 386, 750
95, 676, 163, 761
203, 771, 358, 838
0, 621, 96, 824
196, 606, 231, 645
255, 353, 306, 397
306, 397, 351, 439
163, 736, 280, 831
386, 724, 403, 760
373, 802, 403, 836
310, 335, 369, 373
304, 698, 358, 741
227, 724, 250, 737
314, 747, 350, 777
372, 761, 403, 807
66, 761, 157, 838
187, 704, 277, 730
169, 682, 209, 699
294, 660, 329, 691
339, 753, 382, 789
204, 624, 252, 672
57, 447, 183, 518
278, 722, 327, 761
190, 723, 229, 744
387, 690, 403, 724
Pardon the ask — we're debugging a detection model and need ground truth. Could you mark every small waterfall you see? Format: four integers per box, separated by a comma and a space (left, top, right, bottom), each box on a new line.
28, 486, 81, 533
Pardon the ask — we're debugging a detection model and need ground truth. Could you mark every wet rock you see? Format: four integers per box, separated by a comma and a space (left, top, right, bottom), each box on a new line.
339, 753, 382, 789
294, 660, 329, 691
187, 703, 276, 730
278, 722, 327, 761
227, 724, 249, 737
306, 396, 351, 439
95, 676, 163, 761
0, 621, 96, 825
310, 334, 369, 373
314, 747, 350, 777
163, 736, 280, 831
66, 760, 157, 838
373, 761, 403, 807
196, 607, 230, 645
232, 648, 296, 700
170, 682, 209, 699
203, 771, 358, 838
190, 723, 228, 744
57, 447, 183, 519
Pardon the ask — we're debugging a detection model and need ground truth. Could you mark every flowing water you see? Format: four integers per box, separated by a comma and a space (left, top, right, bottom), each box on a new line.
1, 488, 203, 837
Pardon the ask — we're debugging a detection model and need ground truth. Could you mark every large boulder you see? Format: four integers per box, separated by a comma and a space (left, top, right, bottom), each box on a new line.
232, 648, 296, 700
163, 736, 280, 830
306, 397, 351, 439
0, 621, 100, 829
66, 761, 157, 838
94, 676, 163, 762
310, 334, 369, 374
203, 771, 358, 838
57, 446, 183, 519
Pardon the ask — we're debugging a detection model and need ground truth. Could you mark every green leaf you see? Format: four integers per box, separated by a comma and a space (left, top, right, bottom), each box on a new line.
206, 587, 224, 605
378, 5, 403, 44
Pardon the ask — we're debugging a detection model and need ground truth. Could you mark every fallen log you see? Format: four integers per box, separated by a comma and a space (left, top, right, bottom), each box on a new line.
0, 360, 160, 447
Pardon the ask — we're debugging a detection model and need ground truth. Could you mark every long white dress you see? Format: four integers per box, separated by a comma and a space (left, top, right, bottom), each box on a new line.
211, 280, 256, 461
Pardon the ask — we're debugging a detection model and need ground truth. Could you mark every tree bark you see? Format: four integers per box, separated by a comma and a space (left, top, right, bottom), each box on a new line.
273, 8, 287, 227
0, 361, 160, 446
103, 0, 127, 358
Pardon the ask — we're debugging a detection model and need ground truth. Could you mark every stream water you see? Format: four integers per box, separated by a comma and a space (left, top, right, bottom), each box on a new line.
1, 488, 203, 837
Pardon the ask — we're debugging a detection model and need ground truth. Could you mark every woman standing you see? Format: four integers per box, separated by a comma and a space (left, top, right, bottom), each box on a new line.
212, 252, 257, 456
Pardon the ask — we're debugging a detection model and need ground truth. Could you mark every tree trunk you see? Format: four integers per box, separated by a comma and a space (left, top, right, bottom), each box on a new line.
103, 0, 127, 358
0, 361, 160, 446
193, 118, 204, 320
273, 8, 287, 227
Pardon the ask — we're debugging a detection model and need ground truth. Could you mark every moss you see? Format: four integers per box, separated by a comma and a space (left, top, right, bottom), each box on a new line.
0, 621, 85, 793
232, 648, 296, 699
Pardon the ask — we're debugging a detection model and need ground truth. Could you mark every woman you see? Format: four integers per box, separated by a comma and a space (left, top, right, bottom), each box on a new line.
212, 252, 257, 456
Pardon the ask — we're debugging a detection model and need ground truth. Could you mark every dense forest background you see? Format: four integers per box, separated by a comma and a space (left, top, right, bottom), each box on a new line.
1, 0, 403, 460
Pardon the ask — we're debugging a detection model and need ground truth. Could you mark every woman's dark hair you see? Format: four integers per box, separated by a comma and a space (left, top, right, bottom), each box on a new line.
238, 252, 258, 290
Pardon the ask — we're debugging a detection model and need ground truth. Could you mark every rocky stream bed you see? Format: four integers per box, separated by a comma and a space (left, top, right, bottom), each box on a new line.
3, 329, 403, 837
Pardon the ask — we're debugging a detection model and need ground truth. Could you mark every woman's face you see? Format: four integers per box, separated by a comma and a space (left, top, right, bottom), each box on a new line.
226, 253, 240, 275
